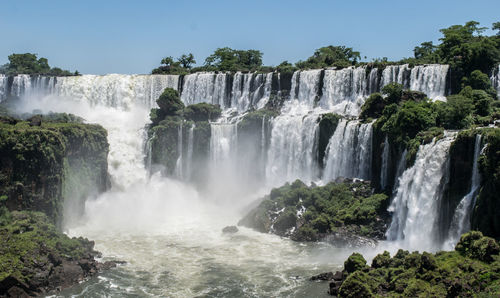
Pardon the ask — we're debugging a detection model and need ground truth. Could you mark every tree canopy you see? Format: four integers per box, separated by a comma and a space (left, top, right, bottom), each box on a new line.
1, 53, 75, 76
204, 47, 263, 72
296, 45, 360, 69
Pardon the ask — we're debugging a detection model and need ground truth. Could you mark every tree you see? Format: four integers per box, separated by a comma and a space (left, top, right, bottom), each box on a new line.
5, 53, 73, 75
492, 22, 500, 36
156, 88, 184, 116
438, 21, 500, 75
160, 56, 175, 67
382, 83, 403, 105
178, 53, 196, 69
296, 45, 360, 69
204, 47, 263, 71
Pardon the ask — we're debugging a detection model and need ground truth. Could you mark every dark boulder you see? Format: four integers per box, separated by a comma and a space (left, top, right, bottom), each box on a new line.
222, 226, 239, 234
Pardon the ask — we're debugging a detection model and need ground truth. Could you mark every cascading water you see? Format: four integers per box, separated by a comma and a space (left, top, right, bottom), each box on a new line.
11, 74, 353, 297
386, 133, 456, 251
266, 112, 320, 186
174, 122, 184, 179
2, 66, 465, 295
443, 134, 485, 249
185, 124, 195, 181
380, 136, 390, 190
320, 67, 379, 116
381, 64, 449, 101
181, 72, 228, 108
289, 69, 322, 108
0, 74, 8, 102
322, 119, 373, 182
492, 65, 500, 96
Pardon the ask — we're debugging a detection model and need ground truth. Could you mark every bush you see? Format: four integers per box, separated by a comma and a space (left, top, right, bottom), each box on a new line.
344, 252, 367, 274
360, 93, 385, 119
456, 231, 500, 263
435, 94, 473, 129
183, 103, 222, 122
156, 88, 184, 116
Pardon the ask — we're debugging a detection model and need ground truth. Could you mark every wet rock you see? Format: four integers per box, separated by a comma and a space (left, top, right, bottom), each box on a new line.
310, 272, 333, 281
27, 115, 42, 126
222, 226, 239, 234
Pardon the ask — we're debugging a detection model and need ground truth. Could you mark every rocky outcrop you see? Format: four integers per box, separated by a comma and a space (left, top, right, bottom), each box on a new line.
316, 231, 500, 297
0, 211, 122, 297
238, 179, 390, 247
0, 119, 109, 224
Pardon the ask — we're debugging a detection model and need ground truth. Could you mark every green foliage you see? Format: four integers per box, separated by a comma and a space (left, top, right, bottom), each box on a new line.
204, 47, 263, 72
360, 93, 385, 119
151, 53, 196, 74
381, 83, 403, 105
239, 179, 389, 241
344, 253, 367, 274
0, 120, 108, 222
156, 88, 184, 116
472, 128, 500, 239
3, 53, 74, 76
183, 103, 222, 122
296, 45, 360, 69
456, 231, 500, 263
0, 211, 96, 283
334, 232, 500, 297
435, 94, 474, 129
382, 100, 436, 143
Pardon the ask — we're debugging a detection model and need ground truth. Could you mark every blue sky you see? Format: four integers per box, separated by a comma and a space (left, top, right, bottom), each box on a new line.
1, 0, 499, 74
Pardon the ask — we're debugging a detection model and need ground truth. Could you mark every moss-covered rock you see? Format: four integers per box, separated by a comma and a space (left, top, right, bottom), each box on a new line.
183, 103, 222, 122
329, 232, 500, 297
324, 231, 500, 297
0, 210, 116, 297
238, 179, 390, 245
0, 120, 109, 224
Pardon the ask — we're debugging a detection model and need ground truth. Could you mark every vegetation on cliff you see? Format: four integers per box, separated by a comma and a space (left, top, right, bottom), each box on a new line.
0, 210, 115, 297
0, 53, 77, 76
0, 116, 109, 224
325, 231, 500, 297
238, 179, 389, 243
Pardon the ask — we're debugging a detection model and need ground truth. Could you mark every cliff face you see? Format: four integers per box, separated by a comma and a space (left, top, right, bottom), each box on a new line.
473, 128, 500, 238
0, 119, 109, 225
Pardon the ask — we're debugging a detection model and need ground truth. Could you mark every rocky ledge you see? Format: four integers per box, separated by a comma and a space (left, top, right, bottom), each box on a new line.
238, 178, 390, 247
311, 231, 500, 297
0, 211, 121, 297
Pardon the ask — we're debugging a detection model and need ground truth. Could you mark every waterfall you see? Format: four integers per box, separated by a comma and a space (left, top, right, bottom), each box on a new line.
266, 113, 320, 186
256, 72, 273, 109
380, 136, 390, 190
231, 72, 268, 112
386, 133, 456, 250
492, 65, 500, 96
185, 124, 195, 181
50, 74, 179, 109
322, 119, 373, 182
409, 65, 449, 101
0, 74, 8, 102
180, 72, 227, 107
320, 67, 378, 116
444, 134, 485, 249
380, 64, 449, 101
289, 70, 322, 108
392, 149, 407, 194
174, 122, 184, 179
261, 115, 267, 164
210, 122, 238, 171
